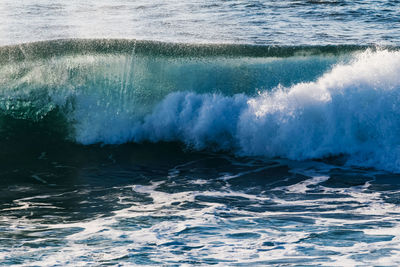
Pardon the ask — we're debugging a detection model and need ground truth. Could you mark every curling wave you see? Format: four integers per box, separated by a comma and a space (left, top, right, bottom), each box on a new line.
1, 40, 400, 171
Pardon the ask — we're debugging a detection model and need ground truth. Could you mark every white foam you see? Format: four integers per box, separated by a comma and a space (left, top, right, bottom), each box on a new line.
3, 174, 400, 265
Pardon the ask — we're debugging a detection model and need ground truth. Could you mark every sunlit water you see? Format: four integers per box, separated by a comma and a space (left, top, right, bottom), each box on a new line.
0, 0, 399, 46
2, 1, 400, 266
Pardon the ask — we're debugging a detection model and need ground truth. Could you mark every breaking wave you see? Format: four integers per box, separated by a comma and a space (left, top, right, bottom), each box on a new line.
1, 39, 400, 171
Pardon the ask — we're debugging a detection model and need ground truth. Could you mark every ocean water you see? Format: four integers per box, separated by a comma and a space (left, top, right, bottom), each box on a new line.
2, 1, 400, 266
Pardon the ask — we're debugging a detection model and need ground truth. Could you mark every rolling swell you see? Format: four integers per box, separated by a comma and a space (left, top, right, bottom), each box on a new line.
1, 39, 400, 171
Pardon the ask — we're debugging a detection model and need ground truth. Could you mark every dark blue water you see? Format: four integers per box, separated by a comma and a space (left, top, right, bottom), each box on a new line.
2, 1, 400, 266
2, 139, 400, 266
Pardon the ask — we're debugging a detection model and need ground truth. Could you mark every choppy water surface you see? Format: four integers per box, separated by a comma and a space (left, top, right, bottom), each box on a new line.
2, 142, 400, 266
0, 0, 399, 46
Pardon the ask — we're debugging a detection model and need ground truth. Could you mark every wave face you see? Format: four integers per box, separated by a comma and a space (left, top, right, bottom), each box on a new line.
1, 40, 400, 172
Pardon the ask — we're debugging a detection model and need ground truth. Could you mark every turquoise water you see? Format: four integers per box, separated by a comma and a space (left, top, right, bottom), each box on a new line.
2, 1, 400, 266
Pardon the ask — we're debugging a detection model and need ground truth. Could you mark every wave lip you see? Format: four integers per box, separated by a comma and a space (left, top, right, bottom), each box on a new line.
0, 39, 377, 62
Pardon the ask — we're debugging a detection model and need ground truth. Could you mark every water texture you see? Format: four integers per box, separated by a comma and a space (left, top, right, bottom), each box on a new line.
1, 1, 400, 266
0, 0, 399, 45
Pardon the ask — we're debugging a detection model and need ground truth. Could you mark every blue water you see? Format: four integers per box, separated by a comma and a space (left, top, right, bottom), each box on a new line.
2, 1, 400, 266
